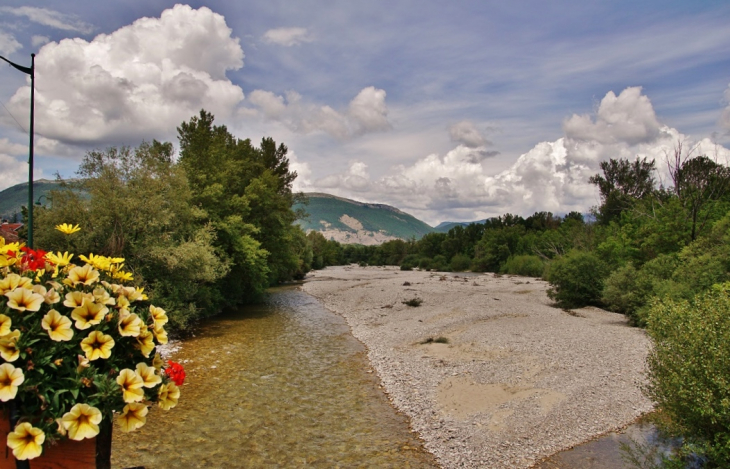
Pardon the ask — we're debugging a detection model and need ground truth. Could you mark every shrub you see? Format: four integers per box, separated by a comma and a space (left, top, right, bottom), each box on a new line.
500, 254, 545, 277
402, 298, 423, 307
601, 263, 653, 325
449, 253, 472, 272
645, 284, 730, 466
420, 337, 449, 344
546, 250, 609, 308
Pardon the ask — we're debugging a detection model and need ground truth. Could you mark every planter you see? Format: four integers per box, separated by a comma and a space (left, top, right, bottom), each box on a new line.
0, 414, 96, 469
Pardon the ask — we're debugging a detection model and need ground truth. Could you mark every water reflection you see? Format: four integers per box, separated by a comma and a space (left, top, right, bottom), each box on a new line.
112, 286, 437, 468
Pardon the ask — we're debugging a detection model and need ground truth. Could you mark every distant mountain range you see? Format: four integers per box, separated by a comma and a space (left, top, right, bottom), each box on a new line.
294, 193, 433, 244
433, 219, 488, 233
0, 180, 491, 244
0, 179, 64, 222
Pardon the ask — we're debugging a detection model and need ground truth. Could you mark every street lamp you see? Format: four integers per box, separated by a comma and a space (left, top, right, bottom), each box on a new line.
0, 53, 35, 248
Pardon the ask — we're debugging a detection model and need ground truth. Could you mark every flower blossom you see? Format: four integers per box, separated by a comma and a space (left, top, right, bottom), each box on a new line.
0, 363, 25, 401
64, 264, 99, 287
80, 331, 115, 361
5, 288, 44, 312
118, 313, 143, 337
0, 330, 21, 362
164, 361, 186, 386
7, 422, 45, 460
71, 299, 108, 330
136, 362, 162, 388
118, 402, 148, 432
41, 309, 73, 342
61, 403, 102, 440
0, 314, 11, 337
0, 274, 32, 294
116, 369, 144, 403
55, 223, 80, 235
158, 382, 180, 410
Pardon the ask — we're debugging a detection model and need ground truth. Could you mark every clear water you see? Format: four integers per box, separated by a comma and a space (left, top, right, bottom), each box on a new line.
112, 286, 437, 468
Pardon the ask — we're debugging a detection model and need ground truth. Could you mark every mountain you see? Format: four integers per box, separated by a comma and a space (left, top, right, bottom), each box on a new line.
294, 192, 433, 245
0, 179, 65, 221
433, 219, 488, 233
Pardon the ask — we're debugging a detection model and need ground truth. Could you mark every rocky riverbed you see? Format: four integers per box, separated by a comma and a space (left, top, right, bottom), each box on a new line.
302, 265, 654, 468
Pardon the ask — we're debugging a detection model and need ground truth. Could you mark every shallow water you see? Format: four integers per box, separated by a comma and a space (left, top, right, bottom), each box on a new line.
112, 286, 437, 468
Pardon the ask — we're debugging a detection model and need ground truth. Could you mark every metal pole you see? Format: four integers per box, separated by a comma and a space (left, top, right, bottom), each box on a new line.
27, 53, 35, 249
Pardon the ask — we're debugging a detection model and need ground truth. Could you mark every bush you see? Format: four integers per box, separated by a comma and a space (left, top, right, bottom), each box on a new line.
449, 253, 472, 272
500, 254, 545, 277
546, 250, 609, 308
645, 284, 730, 466
400, 254, 420, 271
402, 298, 423, 307
601, 263, 653, 325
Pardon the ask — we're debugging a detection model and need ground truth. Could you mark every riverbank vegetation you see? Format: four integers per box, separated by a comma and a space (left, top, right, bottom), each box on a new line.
309, 146, 730, 466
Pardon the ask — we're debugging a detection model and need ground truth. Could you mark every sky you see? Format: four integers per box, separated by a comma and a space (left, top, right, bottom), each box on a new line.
1, 1, 730, 226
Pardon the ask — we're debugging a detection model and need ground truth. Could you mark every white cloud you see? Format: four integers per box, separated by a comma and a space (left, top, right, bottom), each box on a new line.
0, 7, 94, 34
288, 150, 313, 192
307, 87, 730, 225
31, 35, 50, 47
563, 87, 665, 145
247, 86, 390, 139
5, 5, 244, 146
0, 154, 28, 191
0, 31, 22, 55
0, 138, 27, 156
448, 120, 491, 148
721, 83, 730, 132
262, 27, 312, 46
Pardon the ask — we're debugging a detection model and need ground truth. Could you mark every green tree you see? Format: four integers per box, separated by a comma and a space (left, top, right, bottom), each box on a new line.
589, 157, 656, 225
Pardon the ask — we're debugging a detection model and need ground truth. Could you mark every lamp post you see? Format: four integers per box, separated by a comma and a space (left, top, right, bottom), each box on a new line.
0, 53, 35, 248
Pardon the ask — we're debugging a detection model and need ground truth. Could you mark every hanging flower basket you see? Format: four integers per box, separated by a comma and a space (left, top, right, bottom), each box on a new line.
0, 224, 184, 467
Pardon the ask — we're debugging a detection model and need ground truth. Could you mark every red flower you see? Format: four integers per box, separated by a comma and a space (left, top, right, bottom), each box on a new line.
19, 247, 47, 271
164, 361, 185, 386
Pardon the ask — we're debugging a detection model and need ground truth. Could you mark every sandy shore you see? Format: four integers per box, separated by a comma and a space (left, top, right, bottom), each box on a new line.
301, 265, 653, 469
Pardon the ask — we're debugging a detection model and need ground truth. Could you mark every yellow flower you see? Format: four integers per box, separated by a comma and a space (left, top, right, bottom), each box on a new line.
46, 251, 74, 266
117, 402, 148, 432
0, 330, 20, 362
135, 328, 155, 358
41, 309, 73, 342
149, 305, 168, 329
7, 422, 45, 460
78, 254, 110, 271
0, 274, 30, 295
61, 403, 101, 440
0, 314, 11, 337
43, 288, 60, 305
118, 313, 142, 337
112, 270, 134, 282
63, 291, 92, 308
153, 325, 168, 345
92, 286, 115, 306
158, 382, 180, 410
0, 363, 24, 401
136, 362, 161, 388
80, 331, 114, 361
71, 299, 108, 330
55, 223, 81, 235
116, 369, 144, 403
76, 354, 90, 373
5, 288, 44, 312
152, 353, 164, 371
64, 264, 100, 287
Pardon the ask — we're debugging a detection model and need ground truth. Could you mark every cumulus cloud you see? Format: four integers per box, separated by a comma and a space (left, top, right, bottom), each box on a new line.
0, 154, 29, 191
262, 27, 312, 46
721, 83, 730, 132
0, 31, 22, 55
308, 87, 730, 225
0, 7, 94, 34
247, 86, 390, 139
288, 150, 313, 193
563, 87, 665, 145
315, 161, 372, 192
4, 5, 244, 146
448, 120, 491, 148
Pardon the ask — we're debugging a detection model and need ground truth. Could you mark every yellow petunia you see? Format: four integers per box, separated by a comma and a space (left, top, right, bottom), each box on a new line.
136, 362, 162, 388
80, 331, 115, 361
64, 264, 100, 287
0, 363, 24, 401
41, 309, 73, 342
135, 328, 155, 358
5, 288, 44, 312
76, 354, 90, 374
0, 314, 11, 337
152, 353, 164, 371
117, 402, 148, 432
158, 382, 180, 410
55, 223, 81, 235
7, 422, 45, 460
118, 313, 142, 337
153, 325, 168, 345
0, 274, 32, 295
0, 330, 20, 362
63, 291, 92, 308
43, 288, 60, 305
61, 403, 101, 440
116, 369, 144, 403
149, 305, 168, 329
71, 299, 108, 330
92, 286, 115, 306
